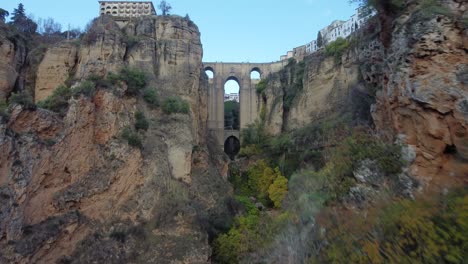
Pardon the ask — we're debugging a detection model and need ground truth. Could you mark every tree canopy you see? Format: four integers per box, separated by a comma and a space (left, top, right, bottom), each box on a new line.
10, 3, 37, 34
0, 8, 9, 22
158, 1, 172, 16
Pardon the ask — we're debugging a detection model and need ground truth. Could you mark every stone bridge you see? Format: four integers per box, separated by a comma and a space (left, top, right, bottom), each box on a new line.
203, 61, 286, 155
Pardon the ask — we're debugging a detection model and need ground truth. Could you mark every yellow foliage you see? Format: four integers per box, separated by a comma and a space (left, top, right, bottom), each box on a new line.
268, 174, 288, 208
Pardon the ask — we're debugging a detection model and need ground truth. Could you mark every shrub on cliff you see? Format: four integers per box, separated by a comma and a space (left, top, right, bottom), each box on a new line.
325, 37, 349, 63
121, 127, 142, 148
37, 85, 72, 114
256, 79, 267, 94
162, 96, 189, 114
317, 188, 468, 264
108, 67, 147, 96
0, 98, 9, 121
9, 91, 36, 110
143, 88, 159, 107
72, 81, 96, 98
119, 67, 147, 96
134, 111, 149, 131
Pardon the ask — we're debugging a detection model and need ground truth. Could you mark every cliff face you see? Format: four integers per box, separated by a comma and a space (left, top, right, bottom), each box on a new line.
260, 0, 467, 187
371, 1, 468, 186
0, 16, 230, 264
0, 24, 28, 100
261, 55, 361, 135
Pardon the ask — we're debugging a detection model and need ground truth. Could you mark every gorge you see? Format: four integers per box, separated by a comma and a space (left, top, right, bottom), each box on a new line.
0, 0, 467, 263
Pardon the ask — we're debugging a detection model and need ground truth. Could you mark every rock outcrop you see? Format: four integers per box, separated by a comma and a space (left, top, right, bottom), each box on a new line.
371, 1, 468, 187
259, 0, 467, 189
0, 15, 231, 264
0, 23, 28, 100
35, 42, 78, 102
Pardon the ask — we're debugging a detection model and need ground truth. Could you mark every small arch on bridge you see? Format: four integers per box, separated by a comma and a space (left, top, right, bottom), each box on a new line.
224, 136, 240, 160
224, 76, 240, 94
250, 67, 261, 80
204, 66, 215, 79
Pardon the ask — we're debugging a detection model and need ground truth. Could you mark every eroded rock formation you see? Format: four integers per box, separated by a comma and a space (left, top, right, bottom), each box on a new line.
0, 16, 231, 264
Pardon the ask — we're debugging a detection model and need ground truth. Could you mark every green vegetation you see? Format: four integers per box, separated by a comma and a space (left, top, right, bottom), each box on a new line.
352, 0, 405, 16
255, 79, 267, 95
38, 77, 100, 114
268, 174, 288, 208
224, 100, 239, 130
162, 96, 190, 114
134, 111, 149, 131
108, 67, 147, 96
142, 88, 159, 107
72, 80, 96, 98
121, 127, 142, 148
325, 37, 350, 63
316, 188, 468, 264
283, 60, 305, 112
0, 98, 9, 121
416, 0, 456, 21
9, 91, 35, 110
213, 195, 290, 263
37, 85, 71, 115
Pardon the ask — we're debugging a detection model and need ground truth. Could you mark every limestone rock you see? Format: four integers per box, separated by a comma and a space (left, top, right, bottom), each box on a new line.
0, 15, 230, 264
353, 159, 383, 187
0, 24, 27, 99
35, 42, 78, 102
372, 1, 468, 186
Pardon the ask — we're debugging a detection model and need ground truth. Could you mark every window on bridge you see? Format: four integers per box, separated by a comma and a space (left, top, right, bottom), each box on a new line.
205, 68, 214, 79
250, 68, 261, 80
224, 78, 240, 130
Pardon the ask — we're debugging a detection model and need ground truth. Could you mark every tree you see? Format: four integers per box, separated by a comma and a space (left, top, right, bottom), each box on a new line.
316, 31, 323, 48
36, 17, 62, 35
10, 4, 37, 34
158, 1, 172, 16
11, 3, 25, 22
0, 8, 9, 23
268, 174, 288, 208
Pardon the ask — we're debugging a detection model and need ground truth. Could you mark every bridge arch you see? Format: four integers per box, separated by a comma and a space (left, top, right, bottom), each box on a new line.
203, 61, 287, 148
204, 66, 215, 79
250, 67, 262, 79
224, 135, 240, 160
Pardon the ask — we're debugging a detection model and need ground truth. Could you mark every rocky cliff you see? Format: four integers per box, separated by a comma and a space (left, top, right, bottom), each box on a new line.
259, 0, 467, 188
371, 0, 468, 186
0, 23, 28, 100
0, 15, 231, 264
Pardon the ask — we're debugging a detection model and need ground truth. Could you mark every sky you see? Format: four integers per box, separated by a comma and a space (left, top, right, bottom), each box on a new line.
1, 0, 360, 93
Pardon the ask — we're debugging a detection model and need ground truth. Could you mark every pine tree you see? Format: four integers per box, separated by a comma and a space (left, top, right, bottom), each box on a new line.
11, 3, 25, 22
9, 3, 37, 34
317, 31, 323, 48
0, 8, 9, 23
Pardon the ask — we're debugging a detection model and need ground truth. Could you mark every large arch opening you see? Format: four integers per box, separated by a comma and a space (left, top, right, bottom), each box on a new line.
224, 136, 240, 160
250, 67, 261, 80
204, 67, 214, 79
224, 77, 240, 130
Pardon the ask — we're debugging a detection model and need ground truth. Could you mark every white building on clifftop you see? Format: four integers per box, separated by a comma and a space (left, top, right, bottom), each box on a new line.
99, 1, 156, 17
283, 6, 374, 60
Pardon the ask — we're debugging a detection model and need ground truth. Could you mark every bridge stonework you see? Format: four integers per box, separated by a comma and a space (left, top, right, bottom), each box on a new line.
203, 61, 286, 147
